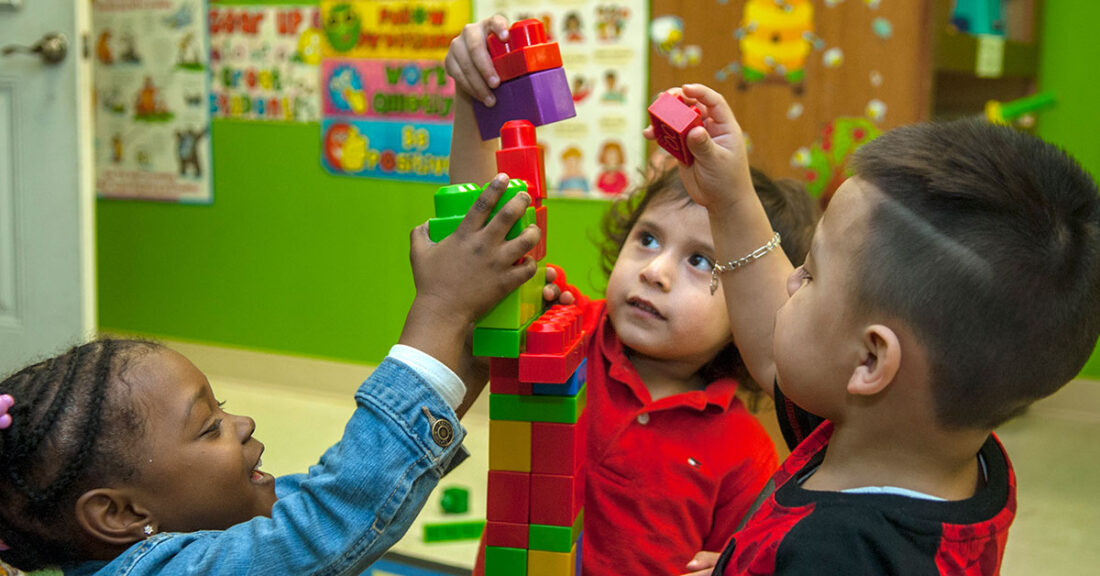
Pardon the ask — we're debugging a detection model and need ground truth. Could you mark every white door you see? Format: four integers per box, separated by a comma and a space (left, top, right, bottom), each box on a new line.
0, 0, 95, 375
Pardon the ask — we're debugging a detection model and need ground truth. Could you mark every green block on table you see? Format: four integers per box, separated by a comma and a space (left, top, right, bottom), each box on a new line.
485, 546, 528, 576
529, 508, 584, 552
478, 264, 545, 330
422, 519, 485, 542
489, 385, 586, 423
440, 486, 469, 514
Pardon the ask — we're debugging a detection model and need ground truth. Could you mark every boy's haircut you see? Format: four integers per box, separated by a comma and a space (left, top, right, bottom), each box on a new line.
598, 165, 820, 388
850, 119, 1100, 430
0, 339, 158, 570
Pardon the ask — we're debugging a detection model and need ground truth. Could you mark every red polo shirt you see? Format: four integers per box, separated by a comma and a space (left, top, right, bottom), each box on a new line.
580, 301, 778, 575
473, 301, 777, 576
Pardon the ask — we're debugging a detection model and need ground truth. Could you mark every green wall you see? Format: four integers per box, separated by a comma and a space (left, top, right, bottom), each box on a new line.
97, 121, 608, 365
1037, 1, 1100, 377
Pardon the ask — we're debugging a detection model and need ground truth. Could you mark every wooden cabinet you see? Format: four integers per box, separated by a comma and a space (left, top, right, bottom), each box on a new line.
648, 0, 1042, 195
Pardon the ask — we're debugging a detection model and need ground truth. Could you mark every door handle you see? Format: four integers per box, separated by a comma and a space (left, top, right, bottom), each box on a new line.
2, 32, 68, 65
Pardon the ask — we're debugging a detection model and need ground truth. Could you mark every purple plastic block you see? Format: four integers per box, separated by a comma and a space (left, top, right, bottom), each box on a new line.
473, 68, 576, 141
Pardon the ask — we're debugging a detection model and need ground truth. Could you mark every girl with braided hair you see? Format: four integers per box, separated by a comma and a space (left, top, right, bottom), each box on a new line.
0, 176, 540, 575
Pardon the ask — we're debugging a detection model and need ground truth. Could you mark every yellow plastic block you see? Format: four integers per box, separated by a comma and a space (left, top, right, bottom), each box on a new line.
527, 546, 576, 576
489, 419, 532, 472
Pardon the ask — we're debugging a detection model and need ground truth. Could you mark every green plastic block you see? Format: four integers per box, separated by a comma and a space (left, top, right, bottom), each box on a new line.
529, 509, 584, 552
485, 546, 527, 576
423, 519, 485, 542
440, 486, 469, 514
478, 264, 545, 330
489, 384, 586, 423
474, 315, 537, 358
434, 182, 483, 217
428, 214, 464, 242
506, 205, 537, 240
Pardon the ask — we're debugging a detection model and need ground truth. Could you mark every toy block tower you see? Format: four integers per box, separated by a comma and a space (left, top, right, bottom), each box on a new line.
471, 19, 577, 141
430, 38, 586, 568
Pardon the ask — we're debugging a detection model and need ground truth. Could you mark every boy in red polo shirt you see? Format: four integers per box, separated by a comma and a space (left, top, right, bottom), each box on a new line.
445, 17, 820, 574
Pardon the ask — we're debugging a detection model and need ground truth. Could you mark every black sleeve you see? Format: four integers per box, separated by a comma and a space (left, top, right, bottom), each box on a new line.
773, 379, 825, 452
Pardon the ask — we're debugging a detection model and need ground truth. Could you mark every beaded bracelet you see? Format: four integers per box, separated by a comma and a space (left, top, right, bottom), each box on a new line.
709, 231, 782, 295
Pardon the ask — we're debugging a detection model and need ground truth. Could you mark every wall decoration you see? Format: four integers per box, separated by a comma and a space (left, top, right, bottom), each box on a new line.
475, 0, 649, 198
93, 0, 213, 203
208, 3, 323, 123
790, 116, 880, 205
320, 0, 467, 183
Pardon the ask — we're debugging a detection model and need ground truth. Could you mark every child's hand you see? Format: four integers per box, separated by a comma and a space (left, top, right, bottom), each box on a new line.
445, 14, 510, 107
542, 264, 576, 306
400, 174, 539, 373
644, 84, 753, 213
679, 550, 721, 576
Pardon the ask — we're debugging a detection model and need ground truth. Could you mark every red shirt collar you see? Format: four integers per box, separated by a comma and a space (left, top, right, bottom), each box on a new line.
595, 308, 740, 412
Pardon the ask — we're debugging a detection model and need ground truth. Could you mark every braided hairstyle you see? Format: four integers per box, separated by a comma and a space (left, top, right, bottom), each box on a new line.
0, 339, 158, 570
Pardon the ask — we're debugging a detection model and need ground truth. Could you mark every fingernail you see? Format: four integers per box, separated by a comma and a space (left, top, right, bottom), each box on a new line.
489, 75, 499, 87
484, 94, 496, 107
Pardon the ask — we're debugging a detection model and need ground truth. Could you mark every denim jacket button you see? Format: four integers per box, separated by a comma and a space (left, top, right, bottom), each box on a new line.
431, 419, 455, 447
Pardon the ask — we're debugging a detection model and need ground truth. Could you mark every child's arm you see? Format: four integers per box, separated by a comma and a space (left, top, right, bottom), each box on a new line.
651, 84, 794, 397
402, 174, 540, 417
445, 15, 510, 186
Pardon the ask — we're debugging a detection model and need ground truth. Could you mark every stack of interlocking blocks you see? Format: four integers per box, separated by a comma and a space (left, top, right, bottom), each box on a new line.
430, 20, 585, 573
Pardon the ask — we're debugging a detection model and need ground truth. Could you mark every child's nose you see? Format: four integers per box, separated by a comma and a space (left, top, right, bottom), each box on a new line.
640, 254, 673, 289
234, 414, 256, 442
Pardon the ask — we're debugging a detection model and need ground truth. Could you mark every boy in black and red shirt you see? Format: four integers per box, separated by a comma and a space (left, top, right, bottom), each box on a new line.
652, 83, 1100, 575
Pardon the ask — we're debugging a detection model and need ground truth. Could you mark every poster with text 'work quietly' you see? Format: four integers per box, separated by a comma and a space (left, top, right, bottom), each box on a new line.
320, 0, 468, 184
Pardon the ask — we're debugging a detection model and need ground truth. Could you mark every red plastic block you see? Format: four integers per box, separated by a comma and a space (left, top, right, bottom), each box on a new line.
648, 91, 703, 166
485, 520, 530, 549
531, 413, 586, 475
520, 306, 585, 383
490, 357, 533, 395
530, 472, 583, 526
487, 18, 548, 58
533, 205, 547, 261
487, 470, 531, 524
493, 42, 563, 83
496, 120, 547, 203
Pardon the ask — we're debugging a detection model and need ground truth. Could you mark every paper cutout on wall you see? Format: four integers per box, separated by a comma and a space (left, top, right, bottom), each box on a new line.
650, 15, 701, 68
790, 117, 880, 205
730, 0, 823, 92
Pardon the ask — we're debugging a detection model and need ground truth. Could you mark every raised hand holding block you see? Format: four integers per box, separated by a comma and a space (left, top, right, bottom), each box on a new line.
648, 91, 703, 166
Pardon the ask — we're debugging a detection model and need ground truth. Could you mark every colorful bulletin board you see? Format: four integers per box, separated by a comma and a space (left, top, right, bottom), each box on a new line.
319, 0, 468, 184
474, 0, 648, 199
208, 2, 324, 123
92, 0, 213, 203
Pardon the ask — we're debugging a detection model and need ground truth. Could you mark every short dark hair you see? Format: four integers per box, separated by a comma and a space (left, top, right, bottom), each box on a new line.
850, 119, 1100, 429
0, 339, 158, 570
598, 166, 820, 389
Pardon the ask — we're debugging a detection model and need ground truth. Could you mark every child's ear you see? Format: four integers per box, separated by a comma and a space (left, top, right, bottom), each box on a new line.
75, 488, 153, 545
847, 324, 901, 396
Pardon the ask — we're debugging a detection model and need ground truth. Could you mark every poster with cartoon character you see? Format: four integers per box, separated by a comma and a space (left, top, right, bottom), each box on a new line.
93, 0, 213, 203
319, 0, 467, 184
208, 3, 323, 122
474, 0, 648, 198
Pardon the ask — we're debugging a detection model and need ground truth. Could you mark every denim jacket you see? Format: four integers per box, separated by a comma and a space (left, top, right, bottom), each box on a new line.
64, 357, 467, 576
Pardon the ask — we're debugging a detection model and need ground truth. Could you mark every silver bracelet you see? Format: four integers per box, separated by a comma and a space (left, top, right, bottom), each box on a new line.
710, 231, 782, 295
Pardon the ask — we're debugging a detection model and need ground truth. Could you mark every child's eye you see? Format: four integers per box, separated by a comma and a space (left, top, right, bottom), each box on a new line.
688, 254, 715, 272
203, 418, 223, 437
638, 232, 658, 249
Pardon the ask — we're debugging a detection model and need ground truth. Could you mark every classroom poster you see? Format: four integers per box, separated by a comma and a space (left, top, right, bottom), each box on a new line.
319, 1, 467, 184
474, 0, 648, 198
92, 0, 213, 203
208, 3, 323, 123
